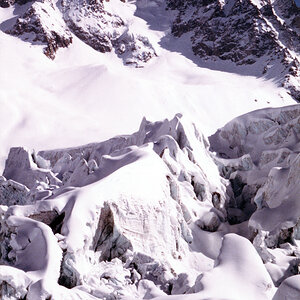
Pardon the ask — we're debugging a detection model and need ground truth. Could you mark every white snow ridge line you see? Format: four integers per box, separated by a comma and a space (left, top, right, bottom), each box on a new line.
0, 108, 299, 299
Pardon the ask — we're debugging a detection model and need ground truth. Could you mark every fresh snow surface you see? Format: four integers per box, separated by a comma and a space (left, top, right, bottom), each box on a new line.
0, 0, 295, 171
155, 233, 275, 300
1, 0, 300, 299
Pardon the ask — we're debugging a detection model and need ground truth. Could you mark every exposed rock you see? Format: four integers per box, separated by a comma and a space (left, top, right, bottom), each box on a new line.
94, 202, 133, 262
0, 177, 32, 206
6, 0, 73, 59
2, 0, 155, 65
28, 210, 65, 234
167, 0, 300, 101
0, 0, 14, 8
0, 266, 31, 300
196, 211, 220, 232
61, 0, 156, 66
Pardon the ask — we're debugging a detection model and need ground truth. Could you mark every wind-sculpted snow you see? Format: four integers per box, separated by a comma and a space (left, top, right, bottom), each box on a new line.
0, 115, 229, 299
154, 234, 275, 300
210, 104, 300, 289
2, 110, 300, 299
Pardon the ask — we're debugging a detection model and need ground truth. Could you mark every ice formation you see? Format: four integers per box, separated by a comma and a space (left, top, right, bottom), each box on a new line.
1, 0, 300, 298
0, 107, 300, 299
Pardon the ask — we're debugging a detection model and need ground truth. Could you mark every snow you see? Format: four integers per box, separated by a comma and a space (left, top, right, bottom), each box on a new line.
2, 108, 300, 298
0, 0, 300, 299
2, 107, 300, 298
0, 265, 31, 299
0, 0, 295, 172
154, 234, 275, 300
273, 275, 300, 300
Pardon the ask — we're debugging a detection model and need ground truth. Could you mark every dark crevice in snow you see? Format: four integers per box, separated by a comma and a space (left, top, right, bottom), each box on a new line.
58, 250, 77, 289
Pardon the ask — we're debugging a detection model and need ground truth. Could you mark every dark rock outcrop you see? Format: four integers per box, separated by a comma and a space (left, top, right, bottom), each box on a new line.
167, 0, 300, 101
6, 0, 73, 59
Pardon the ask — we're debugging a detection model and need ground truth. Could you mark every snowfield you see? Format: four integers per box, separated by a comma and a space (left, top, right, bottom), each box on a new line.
0, 0, 300, 299
0, 0, 296, 171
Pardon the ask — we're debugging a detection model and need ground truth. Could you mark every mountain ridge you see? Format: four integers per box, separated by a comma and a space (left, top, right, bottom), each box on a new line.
1, 0, 299, 99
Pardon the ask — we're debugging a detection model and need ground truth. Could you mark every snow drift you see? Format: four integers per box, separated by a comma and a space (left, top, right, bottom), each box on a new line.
1, 107, 300, 299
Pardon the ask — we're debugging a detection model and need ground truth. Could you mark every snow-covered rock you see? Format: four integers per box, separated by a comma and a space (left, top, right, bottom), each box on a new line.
0, 115, 231, 299
62, 0, 156, 66
0, 265, 31, 300
6, 0, 73, 59
273, 275, 300, 300
167, 0, 300, 101
3, 0, 157, 64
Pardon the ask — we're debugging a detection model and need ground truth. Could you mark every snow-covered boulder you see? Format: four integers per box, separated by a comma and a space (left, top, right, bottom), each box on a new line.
273, 275, 300, 300
6, 0, 72, 59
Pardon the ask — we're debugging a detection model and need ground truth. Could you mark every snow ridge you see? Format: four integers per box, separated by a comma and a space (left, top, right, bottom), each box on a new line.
1, 109, 300, 298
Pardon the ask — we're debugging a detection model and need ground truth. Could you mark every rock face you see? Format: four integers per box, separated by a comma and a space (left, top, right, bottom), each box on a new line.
1, 0, 299, 95
1, 0, 299, 91
2, 0, 157, 64
61, 0, 157, 66
167, 0, 300, 101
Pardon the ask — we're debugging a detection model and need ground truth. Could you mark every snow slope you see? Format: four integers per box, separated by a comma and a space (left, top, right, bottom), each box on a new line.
0, 0, 300, 299
0, 0, 296, 172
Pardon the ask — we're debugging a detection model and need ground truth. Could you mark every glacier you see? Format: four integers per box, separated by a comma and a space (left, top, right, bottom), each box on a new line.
0, 108, 300, 299
0, 0, 300, 299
